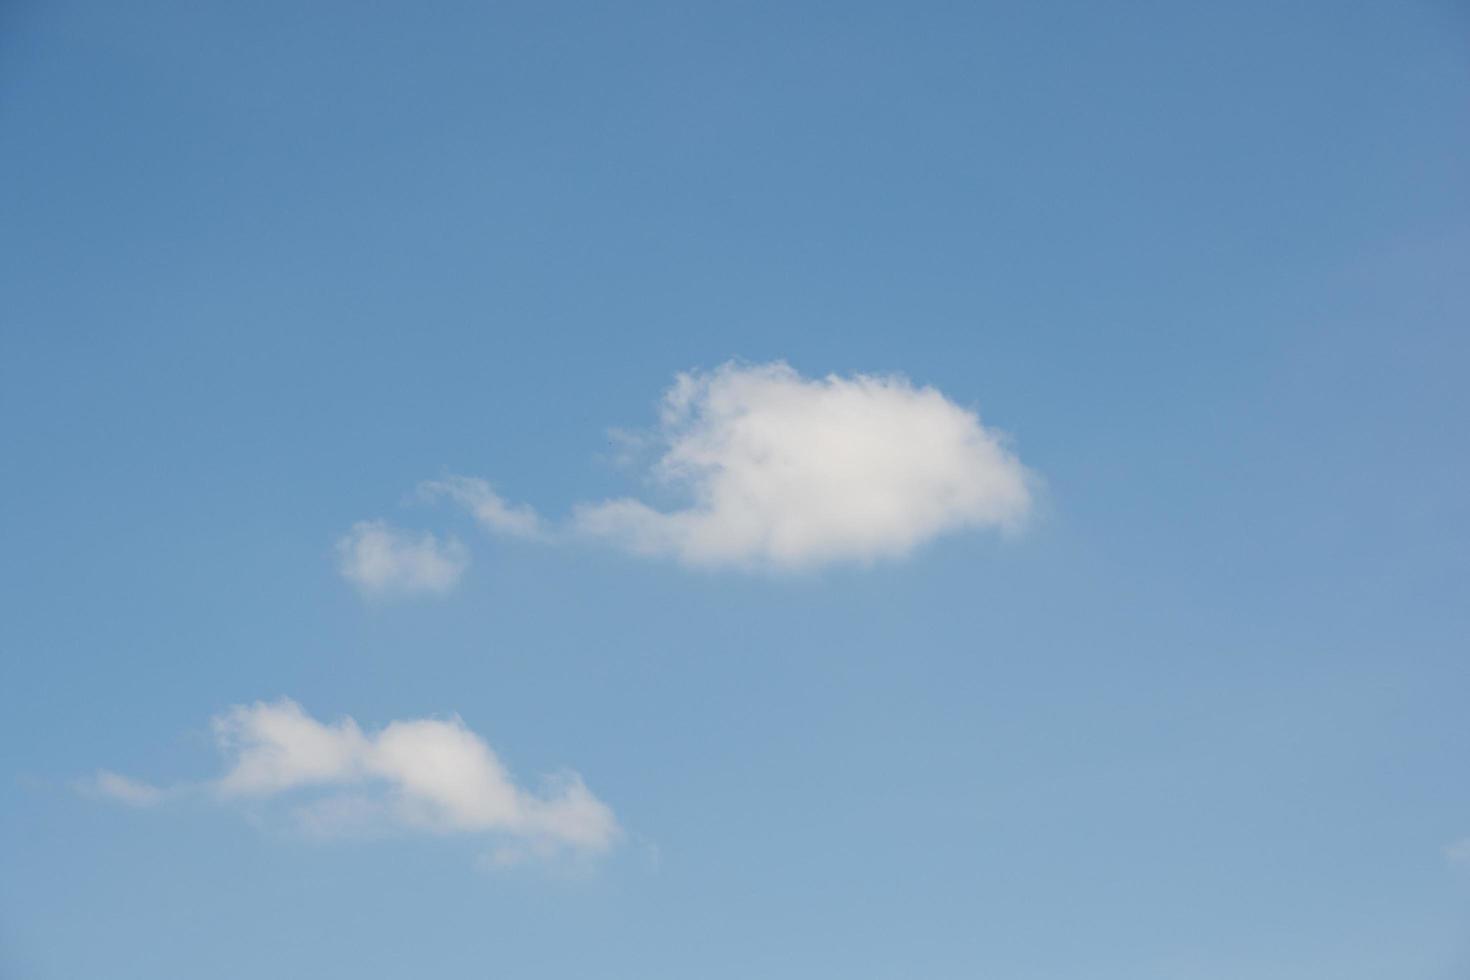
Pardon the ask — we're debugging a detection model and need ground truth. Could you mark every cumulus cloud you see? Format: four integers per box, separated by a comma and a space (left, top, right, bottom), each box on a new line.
342, 362, 1034, 575
572, 362, 1033, 569
336, 520, 468, 597
419, 475, 543, 538
91, 699, 619, 861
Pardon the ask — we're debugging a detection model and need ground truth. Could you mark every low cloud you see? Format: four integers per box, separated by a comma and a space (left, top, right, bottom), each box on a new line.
90, 699, 619, 862
573, 362, 1033, 569
336, 520, 468, 597
419, 475, 543, 539
346, 361, 1035, 575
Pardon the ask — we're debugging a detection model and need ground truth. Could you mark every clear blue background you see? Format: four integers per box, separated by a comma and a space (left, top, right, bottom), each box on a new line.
2, 1, 1468, 976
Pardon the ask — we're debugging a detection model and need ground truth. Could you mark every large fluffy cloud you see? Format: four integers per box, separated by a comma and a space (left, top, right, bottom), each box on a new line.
336, 520, 468, 597
343, 362, 1034, 575
92, 699, 619, 861
573, 362, 1033, 569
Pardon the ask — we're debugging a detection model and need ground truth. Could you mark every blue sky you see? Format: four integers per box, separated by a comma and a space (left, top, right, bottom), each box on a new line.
2, 1, 1469, 976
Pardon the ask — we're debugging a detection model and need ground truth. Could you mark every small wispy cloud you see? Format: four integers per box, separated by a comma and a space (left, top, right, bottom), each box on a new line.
336, 520, 468, 598
1445, 838, 1470, 865
84, 699, 620, 865
80, 770, 165, 807
419, 475, 543, 539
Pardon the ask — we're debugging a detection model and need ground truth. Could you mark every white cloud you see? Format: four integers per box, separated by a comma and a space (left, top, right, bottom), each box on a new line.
84, 770, 164, 807
95, 699, 619, 861
336, 520, 468, 597
420, 475, 543, 538
1446, 838, 1470, 864
343, 362, 1034, 576
572, 362, 1033, 569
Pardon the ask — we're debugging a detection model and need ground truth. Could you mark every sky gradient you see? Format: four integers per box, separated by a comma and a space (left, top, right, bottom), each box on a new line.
2, 1, 1469, 977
